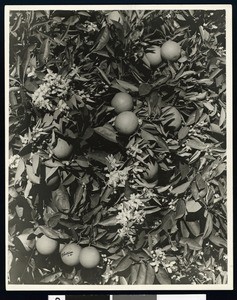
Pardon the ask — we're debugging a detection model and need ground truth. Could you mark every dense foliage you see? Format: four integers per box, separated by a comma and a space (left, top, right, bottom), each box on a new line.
8, 9, 227, 285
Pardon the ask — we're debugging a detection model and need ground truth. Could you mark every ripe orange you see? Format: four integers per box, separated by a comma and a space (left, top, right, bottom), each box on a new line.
79, 246, 100, 269
143, 161, 159, 181
111, 92, 133, 114
161, 106, 182, 131
52, 137, 73, 160
145, 45, 162, 67
115, 111, 138, 135
36, 235, 58, 255
107, 11, 123, 25
161, 40, 181, 61
61, 243, 82, 266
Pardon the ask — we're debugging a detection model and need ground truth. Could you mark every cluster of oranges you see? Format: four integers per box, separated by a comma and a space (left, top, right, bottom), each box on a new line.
112, 92, 139, 135
36, 235, 100, 269
144, 40, 181, 67
107, 11, 181, 67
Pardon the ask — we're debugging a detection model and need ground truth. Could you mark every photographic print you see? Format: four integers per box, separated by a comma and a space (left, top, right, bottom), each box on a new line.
5, 5, 233, 290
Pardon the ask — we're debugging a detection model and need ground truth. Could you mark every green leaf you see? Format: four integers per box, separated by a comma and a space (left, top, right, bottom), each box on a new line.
178, 126, 189, 140
155, 135, 169, 152
187, 138, 207, 150
100, 186, 114, 203
24, 79, 38, 92
196, 174, 206, 190
130, 264, 139, 284
119, 276, 128, 285
219, 107, 226, 127
203, 213, 213, 239
214, 163, 226, 177
189, 150, 201, 164
52, 185, 70, 214
141, 129, 158, 142
156, 267, 171, 284
145, 263, 155, 284
14, 158, 25, 184
47, 213, 62, 228
134, 230, 146, 250
180, 237, 202, 250
64, 15, 80, 26
94, 25, 110, 51
40, 272, 62, 283
75, 157, 89, 168
175, 200, 186, 219
139, 83, 152, 96
88, 151, 109, 166
99, 216, 118, 227
26, 164, 40, 184
136, 262, 147, 284
82, 205, 102, 223
186, 200, 202, 213
185, 221, 201, 236
44, 159, 64, 168
32, 153, 40, 175
36, 225, 70, 239
180, 220, 190, 238
71, 183, 85, 214
21, 47, 31, 83
94, 126, 117, 143
115, 79, 138, 92
114, 256, 133, 273
96, 67, 111, 85
209, 234, 227, 248
40, 38, 50, 64
171, 181, 191, 195
161, 212, 176, 232
191, 182, 199, 200
197, 78, 213, 86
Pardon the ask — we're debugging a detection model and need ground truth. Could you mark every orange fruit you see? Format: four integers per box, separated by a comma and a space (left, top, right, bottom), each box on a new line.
52, 137, 73, 160
115, 111, 138, 135
79, 246, 100, 269
145, 45, 162, 67
161, 106, 182, 131
61, 243, 82, 266
161, 40, 181, 61
107, 11, 123, 25
36, 235, 58, 255
111, 92, 133, 114
143, 161, 159, 181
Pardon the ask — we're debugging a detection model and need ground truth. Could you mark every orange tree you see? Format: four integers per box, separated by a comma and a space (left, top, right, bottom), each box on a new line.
8, 10, 227, 285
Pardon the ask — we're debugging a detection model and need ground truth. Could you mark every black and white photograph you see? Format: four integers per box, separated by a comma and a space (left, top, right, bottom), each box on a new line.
5, 5, 233, 290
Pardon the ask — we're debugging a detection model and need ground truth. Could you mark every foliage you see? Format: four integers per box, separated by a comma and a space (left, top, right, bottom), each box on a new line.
8, 9, 227, 285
